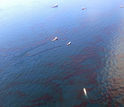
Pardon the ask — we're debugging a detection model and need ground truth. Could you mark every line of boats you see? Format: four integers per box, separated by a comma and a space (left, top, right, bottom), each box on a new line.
51, 36, 71, 46
52, 3, 124, 9
51, 3, 86, 46
52, 3, 87, 10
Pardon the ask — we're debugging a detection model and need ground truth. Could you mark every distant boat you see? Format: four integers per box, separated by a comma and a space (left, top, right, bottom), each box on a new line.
52, 3, 58, 8
82, 7, 87, 10
67, 41, 71, 46
120, 5, 124, 8
83, 88, 87, 96
51, 37, 58, 41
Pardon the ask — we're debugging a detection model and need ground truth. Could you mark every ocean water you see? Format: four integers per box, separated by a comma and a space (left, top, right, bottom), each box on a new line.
0, 0, 124, 107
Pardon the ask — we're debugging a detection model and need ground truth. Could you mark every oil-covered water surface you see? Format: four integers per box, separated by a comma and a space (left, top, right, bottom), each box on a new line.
0, 0, 124, 107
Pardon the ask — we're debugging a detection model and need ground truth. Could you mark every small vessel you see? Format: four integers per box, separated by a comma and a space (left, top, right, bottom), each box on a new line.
120, 5, 124, 8
51, 37, 58, 41
67, 41, 71, 46
82, 7, 87, 10
83, 88, 87, 96
52, 3, 58, 8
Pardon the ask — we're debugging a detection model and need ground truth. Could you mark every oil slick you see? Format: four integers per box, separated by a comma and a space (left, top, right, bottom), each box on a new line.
83, 88, 87, 97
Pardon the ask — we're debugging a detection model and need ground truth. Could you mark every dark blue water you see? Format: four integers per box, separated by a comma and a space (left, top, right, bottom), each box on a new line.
0, 0, 124, 107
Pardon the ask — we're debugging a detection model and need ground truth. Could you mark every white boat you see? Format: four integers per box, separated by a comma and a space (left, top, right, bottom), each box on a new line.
51, 36, 58, 41
83, 88, 87, 96
52, 3, 58, 8
120, 5, 124, 8
82, 7, 87, 10
67, 41, 71, 46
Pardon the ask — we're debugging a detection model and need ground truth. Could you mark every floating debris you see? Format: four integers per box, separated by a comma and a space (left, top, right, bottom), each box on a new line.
82, 7, 87, 10
52, 3, 58, 8
51, 37, 58, 41
83, 88, 87, 96
120, 5, 124, 8
67, 41, 71, 46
